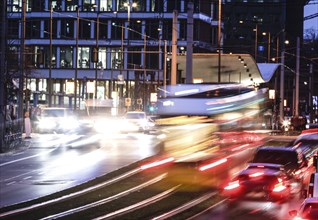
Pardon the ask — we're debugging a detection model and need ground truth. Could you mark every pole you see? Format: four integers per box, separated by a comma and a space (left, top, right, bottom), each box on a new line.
143, 33, 146, 110
267, 32, 271, 62
48, 3, 52, 107
95, 14, 99, 99
255, 24, 258, 61
279, 50, 285, 123
217, 0, 222, 82
127, 3, 130, 25
295, 37, 300, 117
158, 35, 161, 85
0, 0, 7, 150
274, 37, 279, 129
276, 37, 279, 63
309, 63, 313, 123
74, 7, 79, 110
18, 0, 26, 134
163, 40, 167, 95
171, 10, 177, 85
186, 1, 193, 84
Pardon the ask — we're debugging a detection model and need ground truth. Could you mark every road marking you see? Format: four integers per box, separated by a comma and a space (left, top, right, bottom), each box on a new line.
6, 181, 16, 186
23, 176, 32, 180
0, 147, 58, 167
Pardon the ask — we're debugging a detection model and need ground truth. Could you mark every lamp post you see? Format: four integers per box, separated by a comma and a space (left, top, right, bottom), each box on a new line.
279, 31, 288, 125
18, 0, 26, 134
217, 0, 222, 82
121, 2, 137, 102
123, 2, 137, 25
74, 6, 79, 110
48, 3, 53, 107
94, 13, 99, 99
254, 24, 258, 61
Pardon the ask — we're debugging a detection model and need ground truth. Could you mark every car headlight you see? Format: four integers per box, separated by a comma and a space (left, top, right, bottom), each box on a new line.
60, 118, 79, 130
38, 119, 56, 129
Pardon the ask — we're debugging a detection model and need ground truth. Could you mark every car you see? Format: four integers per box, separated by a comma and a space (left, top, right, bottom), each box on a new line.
120, 111, 155, 134
222, 163, 293, 204
36, 107, 79, 133
289, 197, 318, 220
293, 132, 318, 156
250, 146, 316, 188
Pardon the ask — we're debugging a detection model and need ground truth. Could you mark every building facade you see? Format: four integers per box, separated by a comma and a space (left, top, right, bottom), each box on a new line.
3, 0, 317, 118
5, 0, 219, 112
222, 0, 317, 120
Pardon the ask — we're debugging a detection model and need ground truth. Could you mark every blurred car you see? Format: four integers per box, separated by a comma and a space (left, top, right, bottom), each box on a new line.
36, 107, 79, 133
250, 146, 316, 189
120, 111, 155, 134
222, 163, 293, 204
293, 131, 318, 155
289, 197, 318, 220
305, 124, 318, 129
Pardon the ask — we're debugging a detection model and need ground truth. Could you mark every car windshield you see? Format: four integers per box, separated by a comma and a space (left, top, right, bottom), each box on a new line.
42, 109, 67, 117
252, 150, 299, 168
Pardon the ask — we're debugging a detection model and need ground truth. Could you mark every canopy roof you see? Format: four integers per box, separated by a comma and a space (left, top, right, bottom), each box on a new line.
176, 54, 281, 85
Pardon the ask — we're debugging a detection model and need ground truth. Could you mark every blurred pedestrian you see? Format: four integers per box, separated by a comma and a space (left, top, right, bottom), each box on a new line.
24, 111, 31, 139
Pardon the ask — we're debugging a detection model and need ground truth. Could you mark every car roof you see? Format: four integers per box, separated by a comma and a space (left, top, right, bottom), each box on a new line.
301, 128, 318, 135
304, 197, 318, 204
239, 164, 285, 176
295, 133, 318, 142
257, 146, 296, 152
247, 163, 285, 170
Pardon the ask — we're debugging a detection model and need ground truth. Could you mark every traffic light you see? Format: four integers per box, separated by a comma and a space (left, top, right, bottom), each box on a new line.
137, 98, 142, 105
149, 103, 157, 112
149, 105, 155, 112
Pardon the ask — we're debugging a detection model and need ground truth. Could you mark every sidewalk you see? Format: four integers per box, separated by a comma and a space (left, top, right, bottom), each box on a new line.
1, 133, 40, 155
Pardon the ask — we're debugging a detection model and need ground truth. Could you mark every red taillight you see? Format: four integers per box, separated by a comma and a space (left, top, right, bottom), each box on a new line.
140, 157, 174, 170
199, 158, 227, 171
224, 180, 240, 190
249, 172, 264, 177
272, 182, 287, 192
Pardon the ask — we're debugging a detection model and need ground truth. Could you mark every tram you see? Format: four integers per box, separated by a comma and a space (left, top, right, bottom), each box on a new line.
156, 83, 268, 117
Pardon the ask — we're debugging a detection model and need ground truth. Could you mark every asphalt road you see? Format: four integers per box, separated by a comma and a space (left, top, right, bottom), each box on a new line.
0, 132, 161, 208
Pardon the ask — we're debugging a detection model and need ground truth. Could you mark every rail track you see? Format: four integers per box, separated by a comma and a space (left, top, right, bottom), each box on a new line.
0, 159, 225, 220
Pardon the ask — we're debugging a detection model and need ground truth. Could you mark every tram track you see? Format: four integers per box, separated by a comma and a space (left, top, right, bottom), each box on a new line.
0, 161, 224, 220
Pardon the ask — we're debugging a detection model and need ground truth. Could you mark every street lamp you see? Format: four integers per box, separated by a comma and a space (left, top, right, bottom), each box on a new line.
123, 2, 137, 25
254, 24, 258, 61
279, 31, 289, 125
